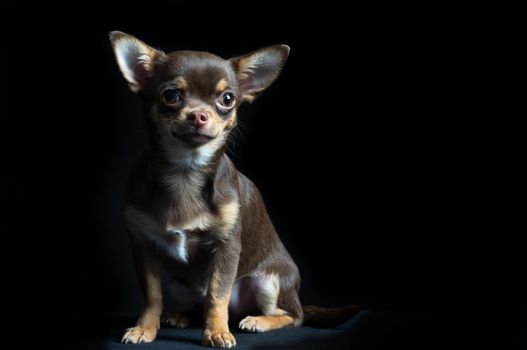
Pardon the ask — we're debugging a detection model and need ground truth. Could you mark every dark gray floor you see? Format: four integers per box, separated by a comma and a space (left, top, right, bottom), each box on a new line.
75, 308, 524, 350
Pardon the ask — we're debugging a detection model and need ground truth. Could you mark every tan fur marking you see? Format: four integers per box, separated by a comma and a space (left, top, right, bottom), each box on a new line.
137, 255, 163, 330
215, 78, 228, 93
174, 76, 188, 90
239, 314, 295, 332
218, 200, 240, 233
236, 58, 258, 102
243, 95, 255, 103
203, 276, 234, 346
121, 263, 163, 343
225, 110, 237, 129
178, 106, 193, 118
236, 58, 252, 80
120, 224, 163, 344
172, 212, 213, 232
202, 256, 237, 347
205, 292, 230, 331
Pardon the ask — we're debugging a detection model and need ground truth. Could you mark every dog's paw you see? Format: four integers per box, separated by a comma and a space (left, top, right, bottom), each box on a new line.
203, 329, 236, 348
121, 326, 157, 344
163, 312, 190, 328
239, 316, 268, 333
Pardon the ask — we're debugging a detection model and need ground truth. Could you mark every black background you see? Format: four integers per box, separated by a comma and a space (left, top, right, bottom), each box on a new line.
0, 1, 524, 348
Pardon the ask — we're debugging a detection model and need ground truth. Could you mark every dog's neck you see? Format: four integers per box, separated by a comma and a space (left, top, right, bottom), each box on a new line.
147, 139, 226, 182
143, 141, 227, 227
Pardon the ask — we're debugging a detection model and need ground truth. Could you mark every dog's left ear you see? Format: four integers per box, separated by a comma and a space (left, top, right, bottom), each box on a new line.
109, 31, 165, 93
230, 45, 290, 102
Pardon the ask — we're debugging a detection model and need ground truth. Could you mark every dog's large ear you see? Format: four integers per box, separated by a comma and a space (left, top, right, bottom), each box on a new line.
230, 45, 290, 102
109, 31, 165, 93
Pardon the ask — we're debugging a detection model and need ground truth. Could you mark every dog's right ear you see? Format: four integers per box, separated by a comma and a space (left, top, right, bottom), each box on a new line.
109, 31, 165, 93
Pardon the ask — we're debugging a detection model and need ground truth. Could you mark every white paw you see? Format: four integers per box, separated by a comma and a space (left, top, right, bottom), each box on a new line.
121, 326, 157, 344
203, 329, 237, 348
239, 316, 267, 333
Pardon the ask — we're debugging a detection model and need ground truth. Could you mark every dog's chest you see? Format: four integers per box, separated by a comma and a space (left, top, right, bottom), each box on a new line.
143, 227, 191, 263
160, 170, 214, 227
124, 206, 214, 264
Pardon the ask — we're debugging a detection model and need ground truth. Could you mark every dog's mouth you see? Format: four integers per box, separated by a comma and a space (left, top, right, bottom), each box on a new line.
172, 130, 215, 147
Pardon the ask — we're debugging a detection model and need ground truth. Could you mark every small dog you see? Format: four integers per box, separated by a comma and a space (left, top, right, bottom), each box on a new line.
110, 31, 359, 348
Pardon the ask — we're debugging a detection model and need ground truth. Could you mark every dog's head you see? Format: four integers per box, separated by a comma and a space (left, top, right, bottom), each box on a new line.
109, 31, 289, 168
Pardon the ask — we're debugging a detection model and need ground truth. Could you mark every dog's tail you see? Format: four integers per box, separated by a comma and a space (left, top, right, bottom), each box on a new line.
302, 305, 363, 327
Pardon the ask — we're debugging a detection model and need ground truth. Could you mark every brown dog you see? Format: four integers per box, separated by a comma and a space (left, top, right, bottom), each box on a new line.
110, 31, 359, 348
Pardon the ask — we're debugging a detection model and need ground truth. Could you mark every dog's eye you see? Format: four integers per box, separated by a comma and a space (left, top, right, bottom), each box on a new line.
162, 89, 181, 104
218, 92, 235, 108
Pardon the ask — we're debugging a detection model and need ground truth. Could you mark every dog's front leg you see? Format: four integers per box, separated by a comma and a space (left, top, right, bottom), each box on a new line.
122, 242, 162, 344
202, 237, 241, 348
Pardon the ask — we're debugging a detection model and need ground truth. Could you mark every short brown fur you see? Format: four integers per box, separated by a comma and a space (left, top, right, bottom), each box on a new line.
110, 31, 359, 348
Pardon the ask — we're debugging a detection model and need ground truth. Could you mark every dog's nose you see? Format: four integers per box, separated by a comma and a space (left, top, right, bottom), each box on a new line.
187, 111, 209, 128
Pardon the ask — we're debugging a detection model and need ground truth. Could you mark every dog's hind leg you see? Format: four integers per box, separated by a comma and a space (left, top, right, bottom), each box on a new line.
238, 274, 303, 332
163, 312, 190, 328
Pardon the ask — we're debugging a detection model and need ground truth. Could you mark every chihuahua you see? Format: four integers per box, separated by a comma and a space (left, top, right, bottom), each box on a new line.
110, 31, 359, 348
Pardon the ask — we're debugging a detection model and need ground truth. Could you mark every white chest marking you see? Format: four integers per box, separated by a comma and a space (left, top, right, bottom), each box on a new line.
143, 228, 188, 263
168, 229, 188, 263
124, 206, 208, 264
